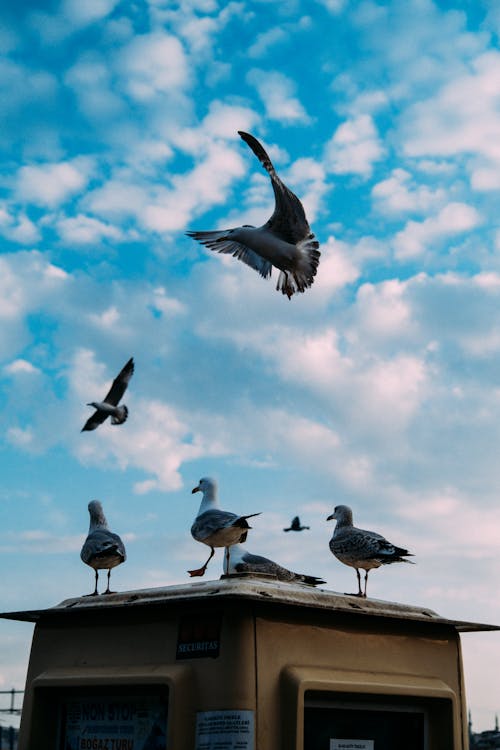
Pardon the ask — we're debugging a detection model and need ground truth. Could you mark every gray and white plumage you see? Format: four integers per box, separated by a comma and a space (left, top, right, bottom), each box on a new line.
226, 543, 325, 586
81, 357, 134, 432
189, 477, 260, 577
283, 515, 310, 532
326, 505, 414, 598
80, 500, 126, 595
186, 131, 320, 299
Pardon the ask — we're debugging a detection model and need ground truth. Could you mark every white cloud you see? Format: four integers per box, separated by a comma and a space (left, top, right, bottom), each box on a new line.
247, 69, 311, 124
248, 28, 287, 58
119, 32, 190, 101
371, 168, 446, 216
324, 115, 384, 177
15, 158, 93, 208
62, 0, 120, 27
0, 204, 40, 244
394, 202, 481, 259
4, 360, 39, 376
56, 214, 123, 244
6, 426, 34, 447
401, 51, 500, 178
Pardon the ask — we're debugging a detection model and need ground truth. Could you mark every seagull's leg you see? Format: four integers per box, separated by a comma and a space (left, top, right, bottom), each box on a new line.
344, 568, 364, 597
84, 569, 99, 597
225, 547, 230, 575
188, 546, 215, 577
103, 569, 115, 595
363, 570, 369, 598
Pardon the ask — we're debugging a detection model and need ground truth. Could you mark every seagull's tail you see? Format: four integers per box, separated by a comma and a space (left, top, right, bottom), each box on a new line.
111, 405, 128, 425
381, 547, 415, 565
296, 574, 326, 586
232, 512, 262, 530
276, 234, 321, 298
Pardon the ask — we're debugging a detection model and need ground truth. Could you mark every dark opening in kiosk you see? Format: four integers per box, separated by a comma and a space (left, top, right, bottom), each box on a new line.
2, 576, 497, 749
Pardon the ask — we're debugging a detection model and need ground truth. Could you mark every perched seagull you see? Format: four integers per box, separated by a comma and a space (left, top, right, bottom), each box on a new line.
189, 477, 260, 577
186, 131, 320, 299
326, 505, 414, 598
80, 500, 126, 596
81, 357, 134, 432
226, 543, 325, 586
283, 515, 310, 532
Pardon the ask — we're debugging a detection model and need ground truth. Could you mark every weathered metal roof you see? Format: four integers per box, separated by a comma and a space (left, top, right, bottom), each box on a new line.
1, 574, 498, 632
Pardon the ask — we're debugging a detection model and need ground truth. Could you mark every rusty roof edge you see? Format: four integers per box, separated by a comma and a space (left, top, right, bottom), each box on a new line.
0, 576, 498, 632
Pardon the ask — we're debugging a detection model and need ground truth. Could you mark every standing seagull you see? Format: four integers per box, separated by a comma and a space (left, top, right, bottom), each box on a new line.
326, 505, 414, 598
80, 500, 126, 595
189, 477, 260, 577
226, 543, 325, 586
81, 357, 134, 432
283, 515, 310, 532
186, 131, 320, 299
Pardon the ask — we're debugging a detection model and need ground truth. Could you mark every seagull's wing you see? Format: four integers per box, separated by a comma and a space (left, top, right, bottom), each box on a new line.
81, 410, 108, 432
103, 357, 134, 406
186, 230, 272, 279
81, 529, 126, 564
238, 131, 313, 245
191, 509, 239, 540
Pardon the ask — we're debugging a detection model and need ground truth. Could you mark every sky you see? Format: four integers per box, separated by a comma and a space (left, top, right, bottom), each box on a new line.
0, 0, 499, 733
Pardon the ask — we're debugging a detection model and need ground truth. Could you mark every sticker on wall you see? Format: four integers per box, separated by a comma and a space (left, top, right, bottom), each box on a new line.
195, 709, 254, 749
330, 741, 374, 750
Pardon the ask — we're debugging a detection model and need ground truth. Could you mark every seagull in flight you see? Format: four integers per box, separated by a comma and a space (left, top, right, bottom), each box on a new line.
283, 515, 310, 532
326, 505, 414, 598
81, 357, 134, 432
80, 500, 126, 595
189, 477, 260, 577
186, 131, 320, 299
226, 543, 325, 586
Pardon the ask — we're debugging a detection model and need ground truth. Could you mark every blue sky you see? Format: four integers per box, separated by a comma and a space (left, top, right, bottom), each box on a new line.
0, 0, 499, 732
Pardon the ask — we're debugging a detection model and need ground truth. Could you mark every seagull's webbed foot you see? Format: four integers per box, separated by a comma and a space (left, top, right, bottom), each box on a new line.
102, 590, 116, 595
187, 565, 207, 577
83, 591, 99, 597
344, 591, 366, 598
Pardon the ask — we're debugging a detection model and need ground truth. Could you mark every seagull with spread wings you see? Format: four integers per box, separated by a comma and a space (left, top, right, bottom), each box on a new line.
81, 357, 134, 432
186, 131, 320, 299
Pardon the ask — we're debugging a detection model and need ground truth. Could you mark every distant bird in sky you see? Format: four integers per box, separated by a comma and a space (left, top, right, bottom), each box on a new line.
189, 477, 260, 577
326, 505, 414, 598
186, 130, 320, 299
80, 500, 126, 596
283, 515, 310, 532
81, 357, 134, 432
226, 543, 325, 586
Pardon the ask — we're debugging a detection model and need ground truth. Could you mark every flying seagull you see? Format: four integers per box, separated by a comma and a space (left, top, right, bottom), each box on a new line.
326, 505, 414, 598
189, 477, 260, 577
81, 357, 134, 432
226, 543, 325, 586
80, 500, 126, 595
186, 131, 320, 299
283, 515, 310, 532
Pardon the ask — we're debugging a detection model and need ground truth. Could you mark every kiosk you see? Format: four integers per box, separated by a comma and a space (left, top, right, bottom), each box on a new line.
2, 576, 498, 750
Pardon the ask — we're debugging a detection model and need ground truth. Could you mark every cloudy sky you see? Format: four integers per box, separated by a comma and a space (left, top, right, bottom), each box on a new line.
1, 0, 500, 732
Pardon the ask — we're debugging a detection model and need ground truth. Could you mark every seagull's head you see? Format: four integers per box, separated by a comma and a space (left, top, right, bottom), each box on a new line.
87, 402, 99, 408
88, 499, 106, 525
326, 505, 352, 524
192, 477, 218, 497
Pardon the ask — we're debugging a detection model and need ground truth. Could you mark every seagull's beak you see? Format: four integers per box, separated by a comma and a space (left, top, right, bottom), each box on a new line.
192, 485, 201, 494
326, 513, 335, 521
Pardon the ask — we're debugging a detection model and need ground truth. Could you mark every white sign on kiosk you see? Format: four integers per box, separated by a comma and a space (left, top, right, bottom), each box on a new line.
195, 710, 254, 750
330, 741, 374, 750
